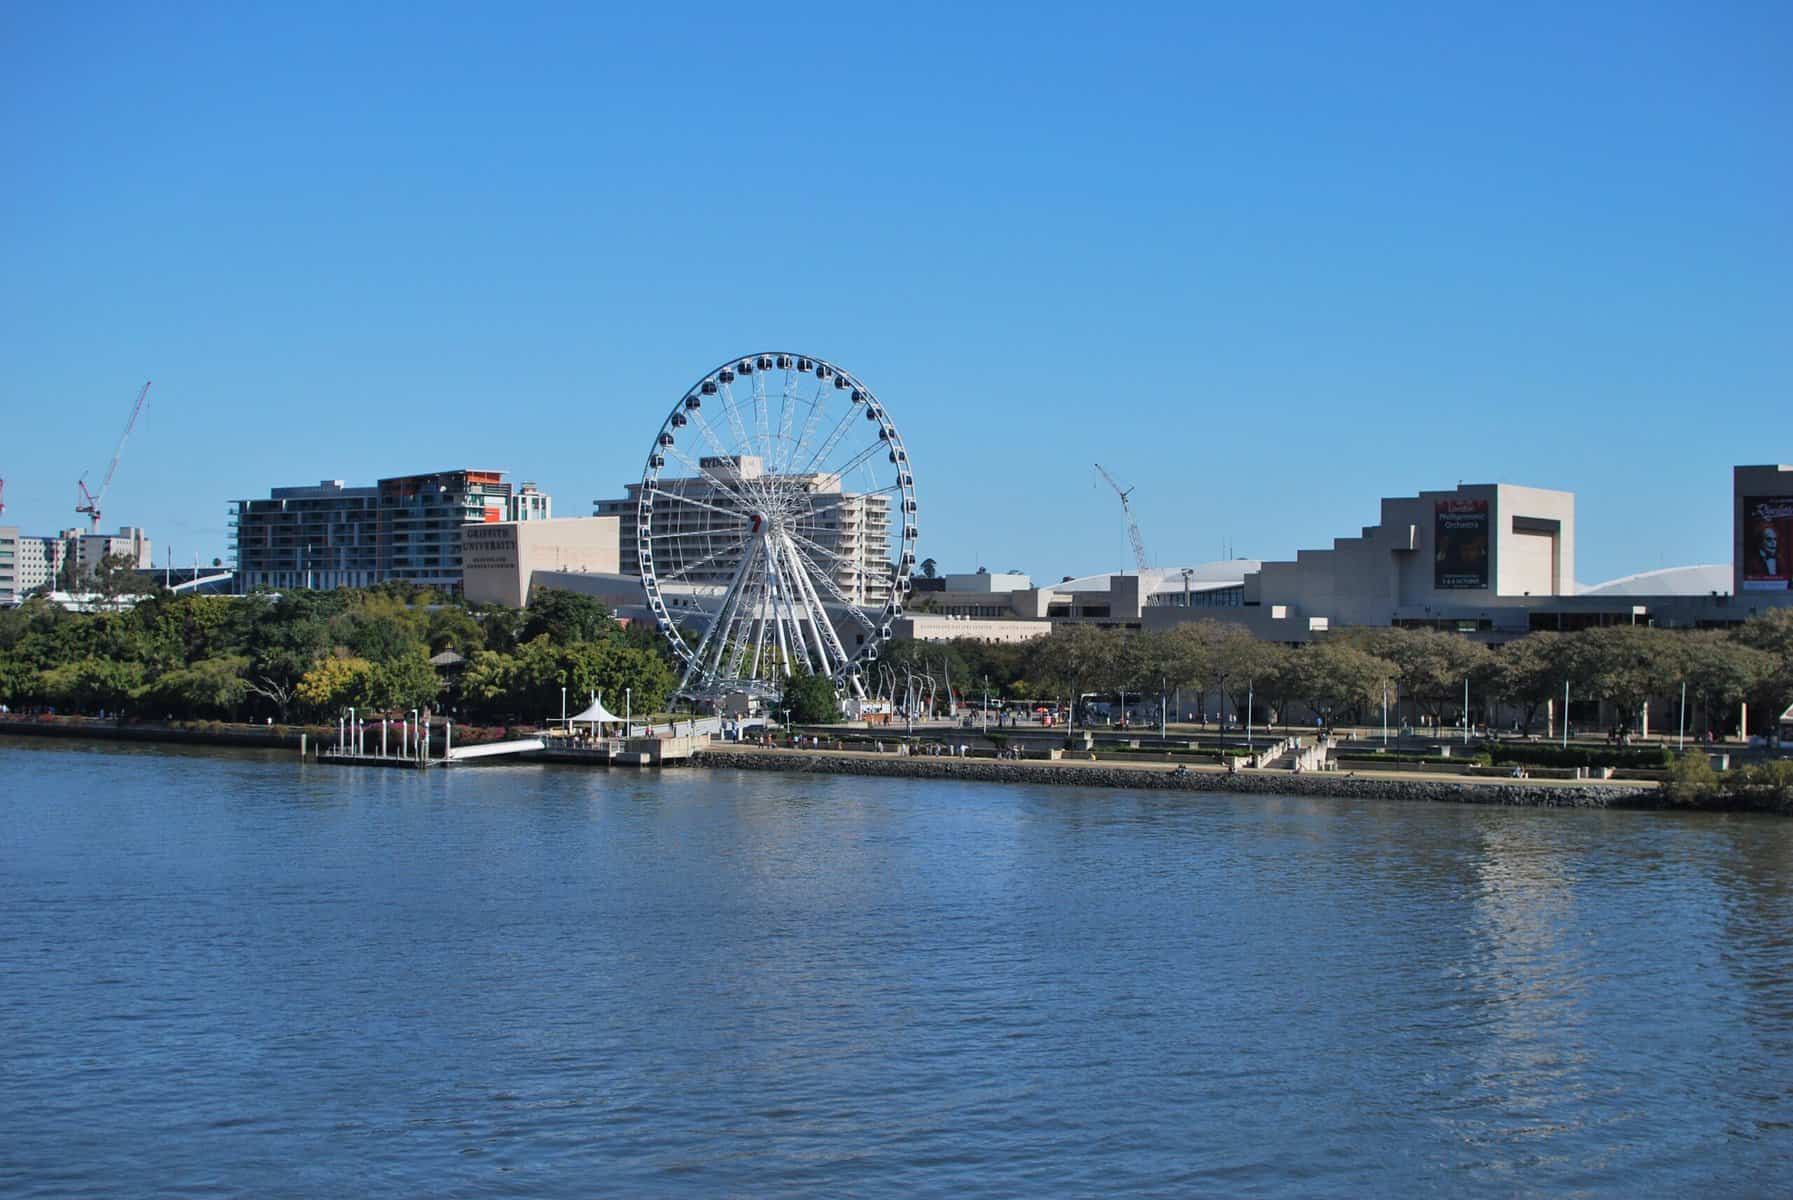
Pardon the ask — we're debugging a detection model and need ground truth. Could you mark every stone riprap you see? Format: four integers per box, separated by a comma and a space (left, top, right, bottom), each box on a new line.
693, 749, 1659, 809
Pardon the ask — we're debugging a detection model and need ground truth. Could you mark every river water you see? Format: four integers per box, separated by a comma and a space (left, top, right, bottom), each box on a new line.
3, 736, 1791, 1197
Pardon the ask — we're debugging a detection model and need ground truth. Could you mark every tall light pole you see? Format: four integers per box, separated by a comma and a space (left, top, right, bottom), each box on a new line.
1382, 685, 1389, 746
1246, 679, 1254, 749
1462, 678, 1470, 745
982, 675, 989, 733
625, 687, 632, 739
1562, 680, 1570, 750
1678, 681, 1687, 752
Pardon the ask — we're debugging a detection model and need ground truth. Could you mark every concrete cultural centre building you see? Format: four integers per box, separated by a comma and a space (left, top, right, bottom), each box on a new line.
898, 466, 1793, 644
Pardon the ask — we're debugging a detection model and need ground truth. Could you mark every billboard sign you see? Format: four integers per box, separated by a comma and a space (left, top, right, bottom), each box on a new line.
1742, 496, 1793, 591
1434, 499, 1489, 590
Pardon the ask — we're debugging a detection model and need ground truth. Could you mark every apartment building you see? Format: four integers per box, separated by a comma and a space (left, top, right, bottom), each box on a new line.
231, 470, 551, 592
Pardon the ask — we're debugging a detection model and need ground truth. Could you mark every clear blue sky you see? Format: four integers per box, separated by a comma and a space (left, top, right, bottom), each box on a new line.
3, 2, 1788, 586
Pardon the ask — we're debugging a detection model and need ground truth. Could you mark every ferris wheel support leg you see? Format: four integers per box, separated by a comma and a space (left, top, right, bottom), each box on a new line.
683, 539, 759, 694
775, 536, 837, 679
781, 534, 855, 685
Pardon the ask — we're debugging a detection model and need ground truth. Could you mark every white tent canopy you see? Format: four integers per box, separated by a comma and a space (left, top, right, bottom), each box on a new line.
568, 694, 626, 725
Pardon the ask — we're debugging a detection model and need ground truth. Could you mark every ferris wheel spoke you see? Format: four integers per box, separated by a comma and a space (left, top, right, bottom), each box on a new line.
716, 381, 756, 466
657, 530, 753, 584
685, 404, 750, 477
771, 537, 824, 675
803, 482, 903, 508
790, 540, 879, 633
781, 535, 854, 678
813, 440, 889, 492
766, 547, 811, 675
751, 371, 772, 463
647, 525, 748, 542
647, 486, 753, 524
658, 444, 761, 512
785, 526, 869, 575
773, 368, 803, 476
744, 551, 773, 680
784, 376, 832, 477
683, 538, 759, 687
799, 403, 861, 478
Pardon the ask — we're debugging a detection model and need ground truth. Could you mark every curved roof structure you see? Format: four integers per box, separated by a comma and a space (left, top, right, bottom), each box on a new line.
1053, 561, 1262, 595
1577, 564, 1731, 597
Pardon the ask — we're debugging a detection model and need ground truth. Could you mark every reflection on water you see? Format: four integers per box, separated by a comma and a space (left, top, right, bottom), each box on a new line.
1, 735, 1790, 1197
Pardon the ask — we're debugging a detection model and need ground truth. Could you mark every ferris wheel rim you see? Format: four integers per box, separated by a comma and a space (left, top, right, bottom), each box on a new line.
635, 351, 918, 700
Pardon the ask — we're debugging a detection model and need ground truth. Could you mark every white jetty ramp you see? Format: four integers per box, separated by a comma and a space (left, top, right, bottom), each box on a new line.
446, 737, 545, 762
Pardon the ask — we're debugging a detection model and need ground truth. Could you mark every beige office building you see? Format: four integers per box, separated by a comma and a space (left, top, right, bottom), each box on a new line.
461, 516, 620, 608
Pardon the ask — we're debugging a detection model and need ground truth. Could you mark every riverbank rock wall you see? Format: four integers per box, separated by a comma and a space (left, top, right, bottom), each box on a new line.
693, 750, 1659, 809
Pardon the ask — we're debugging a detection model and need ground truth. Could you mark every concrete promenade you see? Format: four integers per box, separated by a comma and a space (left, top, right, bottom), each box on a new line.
693, 744, 1661, 808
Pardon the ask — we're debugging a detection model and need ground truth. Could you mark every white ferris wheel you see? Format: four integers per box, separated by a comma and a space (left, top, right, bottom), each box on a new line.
637, 353, 918, 701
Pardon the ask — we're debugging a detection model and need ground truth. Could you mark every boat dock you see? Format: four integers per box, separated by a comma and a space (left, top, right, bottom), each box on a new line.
314, 726, 706, 769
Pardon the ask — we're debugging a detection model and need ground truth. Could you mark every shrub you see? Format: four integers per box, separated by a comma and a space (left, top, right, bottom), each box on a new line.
1489, 744, 1673, 770
1663, 753, 1720, 807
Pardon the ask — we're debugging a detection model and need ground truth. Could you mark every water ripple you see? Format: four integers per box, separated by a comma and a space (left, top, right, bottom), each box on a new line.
1, 739, 1791, 1197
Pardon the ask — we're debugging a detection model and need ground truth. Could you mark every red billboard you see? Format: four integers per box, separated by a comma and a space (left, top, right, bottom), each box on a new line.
1434, 499, 1490, 590
1742, 496, 1793, 591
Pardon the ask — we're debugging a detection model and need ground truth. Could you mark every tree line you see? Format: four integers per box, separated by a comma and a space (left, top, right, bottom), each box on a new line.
877, 613, 1793, 735
0, 586, 676, 727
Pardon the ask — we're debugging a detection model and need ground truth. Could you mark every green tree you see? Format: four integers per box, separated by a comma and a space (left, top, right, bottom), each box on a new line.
1025, 624, 1121, 728
1211, 629, 1289, 727
1486, 633, 1567, 733
425, 606, 486, 655
1285, 640, 1395, 730
94, 553, 156, 601
781, 669, 842, 724
1353, 628, 1493, 727
1734, 609, 1793, 731
1561, 626, 1687, 735
1683, 631, 1775, 737
39, 657, 146, 714
295, 656, 378, 717
368, 650, 444, 712
460, 648, 521, 721
521, 589, 618, 645
142, 656, 251, 719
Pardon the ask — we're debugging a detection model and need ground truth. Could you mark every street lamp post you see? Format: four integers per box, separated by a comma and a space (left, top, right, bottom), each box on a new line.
1246, 680, 1254, 750
625, 687, 632, 739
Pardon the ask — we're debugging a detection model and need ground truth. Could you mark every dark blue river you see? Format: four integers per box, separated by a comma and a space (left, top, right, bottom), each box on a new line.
3, 736, 1791, 1197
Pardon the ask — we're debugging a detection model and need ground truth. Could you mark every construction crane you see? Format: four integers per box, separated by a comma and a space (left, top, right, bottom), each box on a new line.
1094, 462, 1150, 573
76, 381, 151, 532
